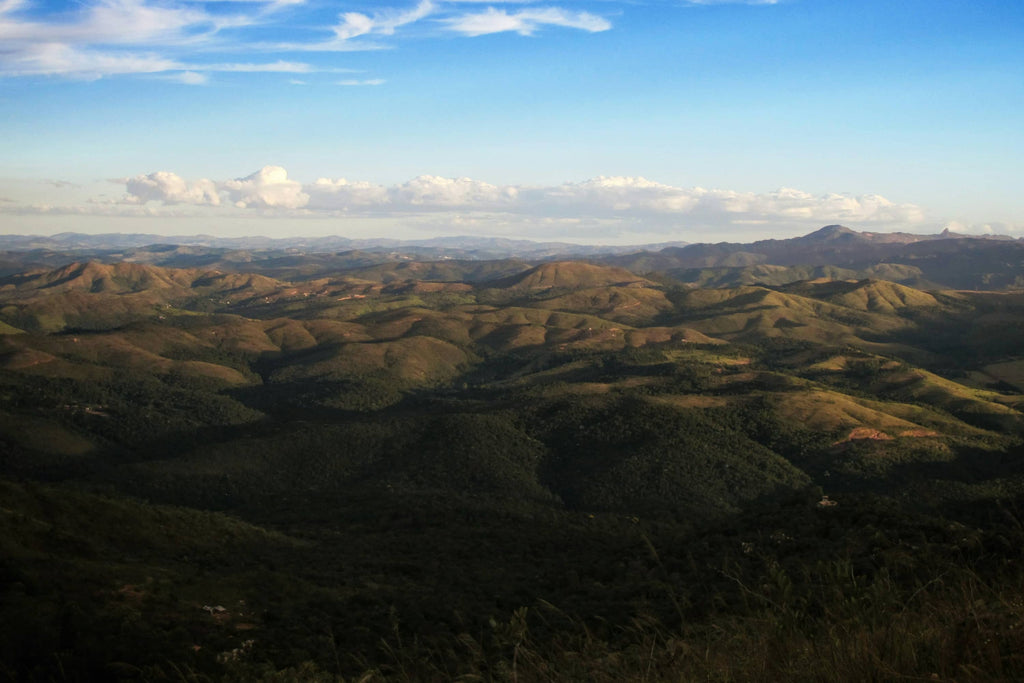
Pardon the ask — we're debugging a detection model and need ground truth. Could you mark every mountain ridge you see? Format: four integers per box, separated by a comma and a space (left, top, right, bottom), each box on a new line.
3, 225, 1020, 291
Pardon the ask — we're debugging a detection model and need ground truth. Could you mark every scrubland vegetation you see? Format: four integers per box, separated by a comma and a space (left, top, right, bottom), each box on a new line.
1, 229, 1023, 680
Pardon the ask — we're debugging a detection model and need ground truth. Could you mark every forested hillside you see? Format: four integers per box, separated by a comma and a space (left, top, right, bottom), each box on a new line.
1, 230, 1023, 681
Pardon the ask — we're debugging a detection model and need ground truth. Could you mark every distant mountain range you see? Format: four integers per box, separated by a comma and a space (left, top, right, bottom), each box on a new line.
0, 231, 690, 259
0, 225, 1021, 290
0, 224, 1014, 255
607, 225, 1018, 270
600, 225, 1023, 290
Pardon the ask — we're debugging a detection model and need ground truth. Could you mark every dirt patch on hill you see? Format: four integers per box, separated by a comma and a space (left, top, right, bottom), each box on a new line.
898, 428, 940, 437
834, 427, 893, 444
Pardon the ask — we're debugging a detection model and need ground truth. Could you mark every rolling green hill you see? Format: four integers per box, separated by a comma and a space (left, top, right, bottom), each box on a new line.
1, 247, 1024, 681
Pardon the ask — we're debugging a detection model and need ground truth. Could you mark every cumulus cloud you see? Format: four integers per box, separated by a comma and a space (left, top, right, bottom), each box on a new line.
221, 166, 309, 209
308, 178, 390, 209
537, 176, 702, 213
120, 166, 309, 209
304, 175, 517, 211
118, 166, 927, 231
121, 171, 221, 205
510, 178, 926, 226
393, 175, 519, 207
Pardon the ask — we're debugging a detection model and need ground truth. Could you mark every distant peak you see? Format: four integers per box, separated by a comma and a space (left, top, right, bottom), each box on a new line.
792, 225, 862, 244
812, 225, 855, 237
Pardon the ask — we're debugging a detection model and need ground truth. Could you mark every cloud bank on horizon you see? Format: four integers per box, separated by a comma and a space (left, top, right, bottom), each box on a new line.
1, 165, 938, 242
114, 166, 924, 227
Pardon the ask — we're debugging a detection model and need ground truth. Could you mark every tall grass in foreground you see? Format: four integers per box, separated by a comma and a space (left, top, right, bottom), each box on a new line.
225, 554, 1024, 683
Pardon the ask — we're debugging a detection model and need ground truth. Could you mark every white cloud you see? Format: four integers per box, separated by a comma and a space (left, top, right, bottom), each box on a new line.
323, 1, 611, 45
943, 220, 1023, 236
0, 0, 308, 79
3, 42, 184, 78
203, 61, 313, 73
8, 166, 965, 244
308, 178, 390, 209
683, 1, 779, 5
121, 171, 221, 205
120, 166, 310, 209
305, 175, 516, 210
0, 33, 315, 79
0, 0, 614, 79
0, 0, 27, 13
336, 78, 385, 86
333, 0, 434, 40
393, 175, 519, 207
221, 166, 309, 209
444, 7, 611, 36
204, 0, 304, 4
82, 0, 219, 43
512, 177, 925, 225
0, 0, 213, 46
168, 70, 207, 84
537, 176, 701, 213
116, 166, 926, 231
332, 12, 375, 41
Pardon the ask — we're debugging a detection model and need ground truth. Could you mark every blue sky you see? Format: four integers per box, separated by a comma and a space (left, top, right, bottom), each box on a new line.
1, 0, 1022, 243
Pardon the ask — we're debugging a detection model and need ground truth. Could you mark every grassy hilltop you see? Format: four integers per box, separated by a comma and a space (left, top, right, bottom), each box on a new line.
1, 229, 1024, 681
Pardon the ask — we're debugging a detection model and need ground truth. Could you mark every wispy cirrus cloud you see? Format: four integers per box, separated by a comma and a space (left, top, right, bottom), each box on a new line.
203, 61, 315, 73
0, 0, 319, 79
443, 7, 611, 36
0, 0, 216, 46
6, 43, 183, 78
333, 0, 435, 40
0, 0, 617, 80
682, 1, 780, 5
2, 46, 318, 80
165, 71, 208, 84
156, 61, 319, 85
